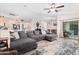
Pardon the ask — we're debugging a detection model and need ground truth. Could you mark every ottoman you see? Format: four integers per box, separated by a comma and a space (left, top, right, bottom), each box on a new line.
45, 34, 56, 42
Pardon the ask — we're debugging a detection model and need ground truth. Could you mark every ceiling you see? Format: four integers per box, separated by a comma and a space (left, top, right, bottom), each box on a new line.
0, 3, 79, 20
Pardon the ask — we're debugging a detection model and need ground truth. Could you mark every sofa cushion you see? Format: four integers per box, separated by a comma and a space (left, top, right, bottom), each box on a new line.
41, 30, 46, 35
11, 32, 20, 40
27, 31, 34, 37
34, 30, 40, 35
31, 35, 45, 41
18, 31, 27, 39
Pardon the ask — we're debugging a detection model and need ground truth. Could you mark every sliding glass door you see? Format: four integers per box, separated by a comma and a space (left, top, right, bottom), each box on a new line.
63, 21, 78, 37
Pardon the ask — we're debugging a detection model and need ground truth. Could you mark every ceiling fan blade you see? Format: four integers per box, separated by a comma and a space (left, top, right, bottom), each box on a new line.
48, 10, 51, 13
44, 8, 50, 10
44, 7, 53, 10
56, 5, 64, 8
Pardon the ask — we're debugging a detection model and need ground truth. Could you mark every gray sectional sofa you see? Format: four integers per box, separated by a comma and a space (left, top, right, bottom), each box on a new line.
10, 30, 56, 54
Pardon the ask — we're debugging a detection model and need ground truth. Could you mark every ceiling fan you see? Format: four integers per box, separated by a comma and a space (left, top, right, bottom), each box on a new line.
44, 3, 64, 13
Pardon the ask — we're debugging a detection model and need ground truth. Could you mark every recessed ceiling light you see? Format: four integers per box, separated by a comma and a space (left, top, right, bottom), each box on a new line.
24, 5, 27, 7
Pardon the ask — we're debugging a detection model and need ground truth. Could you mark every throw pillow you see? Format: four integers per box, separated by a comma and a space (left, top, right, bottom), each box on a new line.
41, 30, 46, 35
12, 32, 20, 40
18, 31, 27, 39
34, 31, 40, 35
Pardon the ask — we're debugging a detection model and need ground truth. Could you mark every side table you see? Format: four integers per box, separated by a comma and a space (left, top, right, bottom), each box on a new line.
0, 38, 8, 51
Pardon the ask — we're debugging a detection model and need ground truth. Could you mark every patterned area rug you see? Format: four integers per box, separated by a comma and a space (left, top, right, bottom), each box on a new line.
24, 38, 62, 55
55, 40, 79, 55
24, 38, 79, 55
